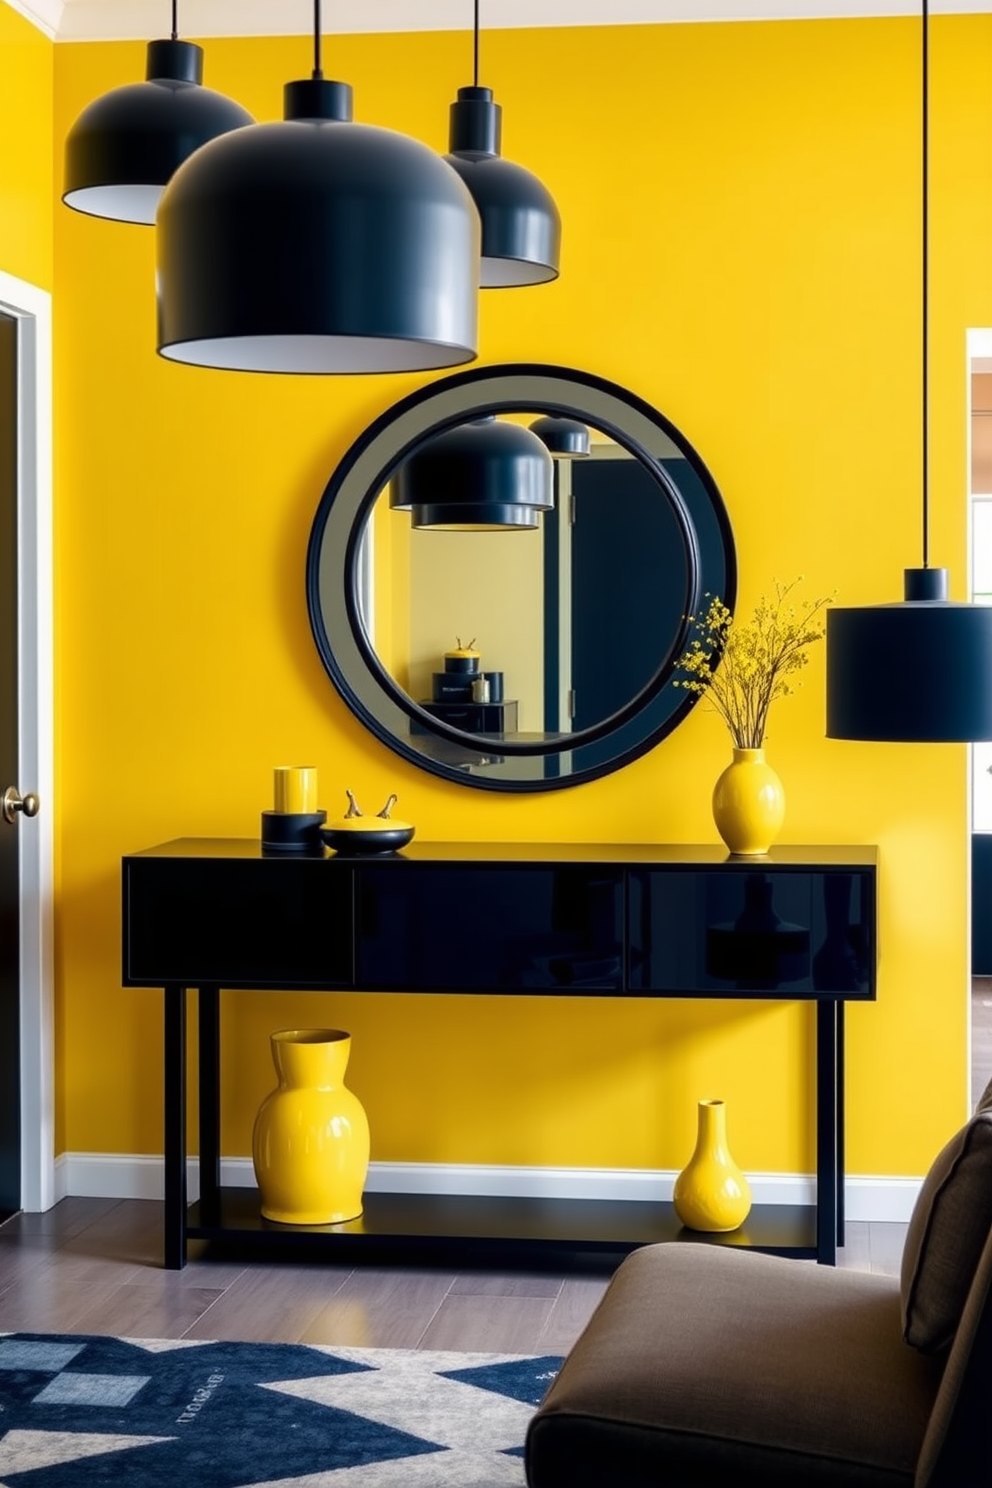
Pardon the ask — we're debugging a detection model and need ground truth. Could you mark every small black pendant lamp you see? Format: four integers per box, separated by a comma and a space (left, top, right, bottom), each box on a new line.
391, 417, 554, 530
529, 415, 591, 458
826, 0, 992, 741
444, 0, 561, 287
156, 0, 480, 374
63, 1, 253, 225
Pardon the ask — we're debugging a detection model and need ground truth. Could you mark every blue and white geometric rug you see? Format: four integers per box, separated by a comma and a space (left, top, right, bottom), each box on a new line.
0, 1333, 563, 1486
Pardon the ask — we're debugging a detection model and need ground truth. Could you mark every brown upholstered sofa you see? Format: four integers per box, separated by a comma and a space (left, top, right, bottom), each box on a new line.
526, 1097, 992, 1487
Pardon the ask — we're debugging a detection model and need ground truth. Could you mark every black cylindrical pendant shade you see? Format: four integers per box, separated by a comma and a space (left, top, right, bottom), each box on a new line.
529, 415, 591, 457
63, 40, 254, 225
157, 81, 480, 374
391, 417, 553, 530
446, 87, 560, 288
826, 568, 992, 741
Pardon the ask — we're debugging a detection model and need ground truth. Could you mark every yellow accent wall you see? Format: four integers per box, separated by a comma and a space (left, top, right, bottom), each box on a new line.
49, 16, 989, 1179
0, 3, 52, 288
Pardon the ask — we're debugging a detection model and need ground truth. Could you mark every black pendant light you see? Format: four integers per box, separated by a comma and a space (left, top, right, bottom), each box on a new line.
156, 1, 480, 374
530, 415, 591, 458
444, 0, 561, 287
826, 0, 992, 741
63, 1, 253, 225
391, 417, 554, 530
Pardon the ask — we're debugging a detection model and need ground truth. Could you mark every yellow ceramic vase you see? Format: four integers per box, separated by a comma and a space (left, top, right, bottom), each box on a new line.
252, 1029, 370, 1225
712, 747, 785, 856
673, 1098, 752, 1233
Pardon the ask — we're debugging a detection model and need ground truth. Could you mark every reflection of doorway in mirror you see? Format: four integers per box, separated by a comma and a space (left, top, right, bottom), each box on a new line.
406, 521, 545, 732
543, 443, 691, 737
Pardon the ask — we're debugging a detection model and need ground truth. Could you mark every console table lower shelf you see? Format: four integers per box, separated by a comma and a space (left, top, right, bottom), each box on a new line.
185, 1188, 821, 1263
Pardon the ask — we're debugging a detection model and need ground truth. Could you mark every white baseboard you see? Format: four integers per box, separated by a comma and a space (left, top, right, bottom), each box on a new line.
56, 1152, 924, 1223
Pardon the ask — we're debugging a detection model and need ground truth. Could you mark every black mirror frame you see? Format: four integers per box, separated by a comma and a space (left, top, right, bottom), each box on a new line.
306, 363, 737, 792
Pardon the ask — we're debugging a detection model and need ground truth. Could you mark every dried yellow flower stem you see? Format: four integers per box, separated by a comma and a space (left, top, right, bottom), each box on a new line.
674, 578, 833, 750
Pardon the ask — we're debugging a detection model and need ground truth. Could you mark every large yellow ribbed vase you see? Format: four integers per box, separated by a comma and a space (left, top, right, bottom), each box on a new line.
712, 746, 785, 856
673, 1098, 752, 1233
252, 1029, 370, 1225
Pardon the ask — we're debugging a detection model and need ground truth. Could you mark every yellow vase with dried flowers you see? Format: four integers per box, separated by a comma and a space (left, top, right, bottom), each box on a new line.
676, 579, 832, 856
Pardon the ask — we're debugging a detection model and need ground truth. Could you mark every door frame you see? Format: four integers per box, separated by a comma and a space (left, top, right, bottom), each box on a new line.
0, 268, 54, 1213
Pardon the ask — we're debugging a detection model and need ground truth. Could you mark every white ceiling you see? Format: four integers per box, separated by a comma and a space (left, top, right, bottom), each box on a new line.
10, 0, 992, 42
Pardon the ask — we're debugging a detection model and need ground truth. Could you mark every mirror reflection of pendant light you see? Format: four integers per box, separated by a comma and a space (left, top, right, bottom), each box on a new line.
444, 0, 561, 287
530, 415, 591, 458
62, 0, 253, 224
826, 0, 992, 741
156, 0, 480, 374
390, 417, 554, 530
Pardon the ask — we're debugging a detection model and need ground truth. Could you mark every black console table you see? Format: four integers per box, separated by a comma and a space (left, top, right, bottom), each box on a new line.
121, 840, 877, 1270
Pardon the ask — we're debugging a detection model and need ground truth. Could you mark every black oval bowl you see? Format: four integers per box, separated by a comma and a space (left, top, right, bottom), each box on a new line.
320, 824, 415, 855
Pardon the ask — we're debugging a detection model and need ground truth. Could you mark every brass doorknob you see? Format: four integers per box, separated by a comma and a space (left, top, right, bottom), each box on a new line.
2, 787, 40, 824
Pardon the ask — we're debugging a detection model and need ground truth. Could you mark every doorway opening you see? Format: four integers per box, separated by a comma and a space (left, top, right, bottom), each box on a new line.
0, 269, 54, 1216
967, 331, 992, 1105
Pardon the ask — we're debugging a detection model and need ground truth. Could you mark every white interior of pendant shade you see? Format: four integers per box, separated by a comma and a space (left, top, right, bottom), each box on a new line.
480, 257, 558, 288
63, 183, 163, 224
414, 520, 538, 531
157, 333, 478, 374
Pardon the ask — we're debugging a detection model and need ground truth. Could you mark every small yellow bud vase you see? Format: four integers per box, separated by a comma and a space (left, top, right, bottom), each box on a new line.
712, 746, 786, 856
673, 1098, 752, 1233
252, 1029, 370, 1225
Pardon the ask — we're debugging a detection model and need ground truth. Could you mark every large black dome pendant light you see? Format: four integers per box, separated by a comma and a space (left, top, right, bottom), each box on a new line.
156, 0, 480, 374
390, 417, 554, 530
63, 0, 253, 225
444, 0, 561, 287
826, 0, 992, 741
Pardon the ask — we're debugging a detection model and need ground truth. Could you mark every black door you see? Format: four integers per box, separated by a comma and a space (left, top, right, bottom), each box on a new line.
568, 454, 688, 733
0, 311, 20, 1219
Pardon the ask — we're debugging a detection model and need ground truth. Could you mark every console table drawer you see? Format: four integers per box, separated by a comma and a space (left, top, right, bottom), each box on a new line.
628, 867, 875, 997
357, 865, 624, 991
123, 857, 355, 987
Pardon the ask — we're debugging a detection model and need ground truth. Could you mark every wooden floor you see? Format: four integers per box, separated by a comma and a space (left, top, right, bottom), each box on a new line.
2, 979, 988, 1355
0, 1197, 910, 1353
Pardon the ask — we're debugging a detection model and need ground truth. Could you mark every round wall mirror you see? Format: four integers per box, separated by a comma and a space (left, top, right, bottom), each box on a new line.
306, 364, 737, 791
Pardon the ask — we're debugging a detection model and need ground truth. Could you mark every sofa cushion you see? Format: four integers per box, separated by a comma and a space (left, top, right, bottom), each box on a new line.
527, 1244, 942, 1488
900, 1110, 992, 1354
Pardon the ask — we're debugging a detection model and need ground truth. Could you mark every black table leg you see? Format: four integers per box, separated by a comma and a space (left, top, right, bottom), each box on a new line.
163, 984, 187, 1270
837, 1002, 845, 1243
198, 986, 221, 1227
815, 1000, 839, 1266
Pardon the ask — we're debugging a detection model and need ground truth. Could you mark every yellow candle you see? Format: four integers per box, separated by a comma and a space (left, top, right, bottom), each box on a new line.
273, 765, 318, 815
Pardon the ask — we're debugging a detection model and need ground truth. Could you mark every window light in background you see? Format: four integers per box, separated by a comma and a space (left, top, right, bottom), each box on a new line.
62, 0, 254, 224
444, 0, 561, 287
825, 0, 992, 742
973, 497, 992, 826
155, 0, 480, 374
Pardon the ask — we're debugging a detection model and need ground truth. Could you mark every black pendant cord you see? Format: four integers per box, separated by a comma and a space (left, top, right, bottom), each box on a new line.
473, 0, 480, 86
922, 0, 930, 569
171, 0, 178, 41
313, 0, 324, 80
